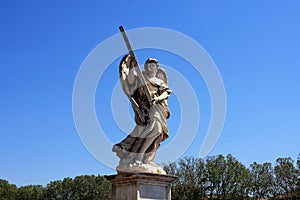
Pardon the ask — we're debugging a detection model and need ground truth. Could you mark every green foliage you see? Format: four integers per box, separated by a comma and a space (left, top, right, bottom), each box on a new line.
298, 154, 300, 170
164, 157, 206, 199
1, 154, 299, 200
0, 179, 17, 200
72, 175, 111, 200
164, 154, 300, 200
0, 175, 111, 200
298, 154, 300, 198
164, 154, 252, 200
249, 162, 275, 199
43, 175, 111, 200
274, 157, 299, 199
16, 185, 45, 200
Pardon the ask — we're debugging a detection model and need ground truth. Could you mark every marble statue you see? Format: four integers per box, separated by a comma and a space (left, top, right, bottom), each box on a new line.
112, 55, 172, 175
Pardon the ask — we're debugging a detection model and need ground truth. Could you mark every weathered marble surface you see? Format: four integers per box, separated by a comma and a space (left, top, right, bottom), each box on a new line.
105, 173, 177, 200
113, 55, 172, 175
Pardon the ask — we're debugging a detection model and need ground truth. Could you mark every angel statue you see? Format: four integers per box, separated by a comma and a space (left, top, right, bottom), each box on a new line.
112, 54, 172, 174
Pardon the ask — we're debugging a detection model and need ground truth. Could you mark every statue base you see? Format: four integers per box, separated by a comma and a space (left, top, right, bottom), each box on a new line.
116, 160, 167, 175
105, 173, 177, 200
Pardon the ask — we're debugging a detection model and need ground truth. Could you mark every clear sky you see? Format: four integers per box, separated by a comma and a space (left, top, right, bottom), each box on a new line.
0, 1, 299, 186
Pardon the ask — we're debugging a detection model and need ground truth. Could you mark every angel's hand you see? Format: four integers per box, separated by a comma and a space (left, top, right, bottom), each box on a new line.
151, 96, 160, 104
130, 59, 136, 69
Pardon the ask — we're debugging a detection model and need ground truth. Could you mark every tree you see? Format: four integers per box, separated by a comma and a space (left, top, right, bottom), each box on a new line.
205, 154, 250, 200
43, 175, 111, 200
164, 154, 251, 200
16, 185, 45, 200
2, 154, 299, 199
0, 179, 17, 200
163, 157, 206, 200
43, 178, 78, 199
297, 154, 300, 198
223, 154, 251, 199
297, 154, 300, 170
274, 157, 299, 199
249, 162, 275, 199
43, 180, 64, 200
235, 164, 252, 199
205, 155, 226, 199
73, 175, 111, 200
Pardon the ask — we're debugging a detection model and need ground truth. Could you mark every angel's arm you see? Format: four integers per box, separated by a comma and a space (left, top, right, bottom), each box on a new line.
127, 60, 136, 84
152, 82, 172, 104
154, 91, 169, 102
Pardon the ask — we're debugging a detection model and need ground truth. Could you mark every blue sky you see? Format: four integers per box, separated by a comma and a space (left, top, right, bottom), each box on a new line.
0, 1, 299, 186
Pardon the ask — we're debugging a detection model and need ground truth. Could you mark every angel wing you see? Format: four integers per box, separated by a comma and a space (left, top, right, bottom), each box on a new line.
119, 54, 148, 124
156, 68, 168, 84
119, 54, 137, 97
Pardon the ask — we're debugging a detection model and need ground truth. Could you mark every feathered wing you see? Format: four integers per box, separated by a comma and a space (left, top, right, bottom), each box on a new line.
156, 67, 172, 121
119, 55, 146, 125
156, 68, 168, 84
119, 54, 136, 97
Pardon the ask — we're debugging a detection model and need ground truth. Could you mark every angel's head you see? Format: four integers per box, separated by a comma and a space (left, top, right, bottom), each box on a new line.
144, 58, 159, 76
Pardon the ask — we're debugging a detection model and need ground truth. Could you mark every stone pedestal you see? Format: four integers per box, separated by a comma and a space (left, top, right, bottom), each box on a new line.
105, 173, 177, 200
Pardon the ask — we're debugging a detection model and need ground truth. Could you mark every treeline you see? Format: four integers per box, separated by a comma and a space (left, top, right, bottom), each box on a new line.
0, 175, 111, 200
163, 154, 300, 200
1, 154, 299, 200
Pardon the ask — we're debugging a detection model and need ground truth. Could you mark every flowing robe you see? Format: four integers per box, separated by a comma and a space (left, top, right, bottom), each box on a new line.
114, 55, 171, 164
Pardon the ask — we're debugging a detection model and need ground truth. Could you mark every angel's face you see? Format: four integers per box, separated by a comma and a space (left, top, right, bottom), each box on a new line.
147, 62, 158, 75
